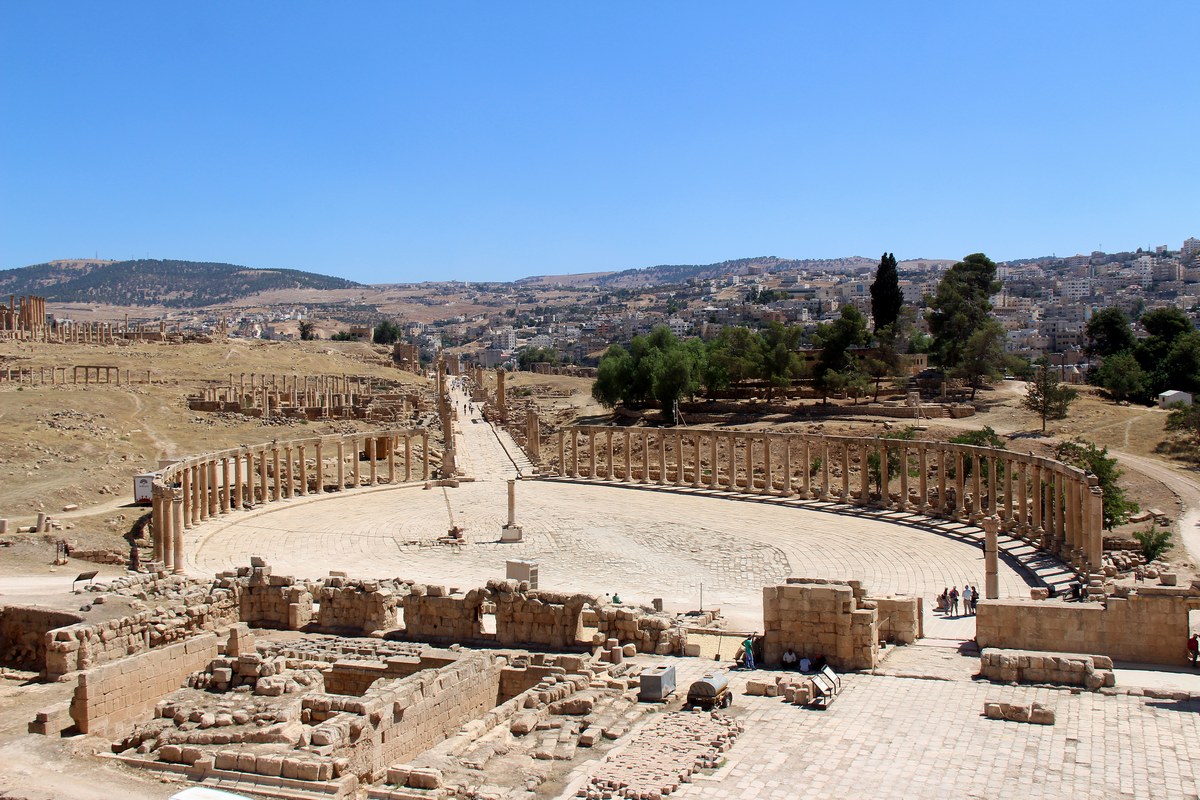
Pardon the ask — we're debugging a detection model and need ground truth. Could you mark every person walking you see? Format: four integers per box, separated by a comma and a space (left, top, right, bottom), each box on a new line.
950, 586, 960, 616
1188, 633, 1198, 668
970, 585, 980, 614
961, 585, 973, 616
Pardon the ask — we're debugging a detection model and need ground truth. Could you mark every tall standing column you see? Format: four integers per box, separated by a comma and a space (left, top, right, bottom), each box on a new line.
557, 431, 566, 477
937, 447, 947, 516
917, 445, 928, 512
387, 438, 395, 484
197, 464, 208, 521
570, 430, 580, 478
151, 490, 165, 564
897, 446, 908, 511
220, 458, 231, 513
272, 447, 282, 501
954, 451, 966, 519
859, 443, 870, 505
709, 433, 718, 488
983, 515, 999, 599
588, 428, 597, 479
1001, 457, 1013, 524
1053, 470, 1065, 549
657, 433, 667, 485
1032, 464, 1044, 535
801, 439, 812, 498
422, 430, 431, 481
298, 445, 308, 495
878, 442, 890, 509
1017, 461, 1029, 533
820, 439, 830, 499
161, 490, 174, 571
607, 429, 615, 481
624, 430, 633, 482
351, 438, 361, 488
171, 489, 185, 575
782, 437, 793, 497
1086, 480, 1104, 570
180, 465, 192, 527
840, 443, 850, 500
368, 441, 378, 486
258, 450, 270, 503
233, 452, 243, 508
402, 436, 411, 483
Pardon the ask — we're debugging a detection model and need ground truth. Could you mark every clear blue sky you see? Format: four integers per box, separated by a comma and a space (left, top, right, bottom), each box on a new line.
2, 3, 1197, 284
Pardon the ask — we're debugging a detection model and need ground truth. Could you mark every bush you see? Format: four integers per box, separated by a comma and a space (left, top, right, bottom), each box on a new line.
1054, 439, 1139, 530
1133, 527, 1172, 562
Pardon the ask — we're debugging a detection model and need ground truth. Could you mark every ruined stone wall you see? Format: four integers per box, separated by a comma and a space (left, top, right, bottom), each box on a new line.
45, 590, 237, 680
979, 647, 1115, 690
763, 580, 879, 671
0, 606, 83, 671
69, 633, 219, 737
309, 651, 505, 781
976, 589, 1200, 666
401, 585, 485, 643
871, 595, 921, 645
315, 578, 400, 633
493, 584, 586, 649
231, 565, 314, 630
595, 605, 682, 654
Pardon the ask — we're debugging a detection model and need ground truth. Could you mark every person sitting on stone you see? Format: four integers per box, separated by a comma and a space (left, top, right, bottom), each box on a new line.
611, 592, 622, 604
798, 655, 812, 673
782, 647, 799, 669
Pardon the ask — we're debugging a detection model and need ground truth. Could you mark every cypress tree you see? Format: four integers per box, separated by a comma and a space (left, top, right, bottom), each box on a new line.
870, 252, 902, 332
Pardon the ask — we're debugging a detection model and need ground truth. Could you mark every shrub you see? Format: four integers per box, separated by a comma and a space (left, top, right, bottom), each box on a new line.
1133, 527, 1172, 562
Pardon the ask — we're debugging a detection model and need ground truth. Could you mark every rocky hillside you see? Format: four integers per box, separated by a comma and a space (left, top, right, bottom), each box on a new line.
0, 259, 362, 308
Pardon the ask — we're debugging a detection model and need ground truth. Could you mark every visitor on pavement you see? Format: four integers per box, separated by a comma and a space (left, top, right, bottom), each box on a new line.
950, 586, 960, 616
1188, 633, 1198, 667
961, 585, 973, 616
742, 634, 756, 670
782, 647, 799, 670
970, 585, 980, 614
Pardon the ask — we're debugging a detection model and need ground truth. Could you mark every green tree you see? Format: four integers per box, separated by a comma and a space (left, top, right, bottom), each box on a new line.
704, 326, 762, 390
866, 427, 918, 492
814, 305, 870, 378
1023, 361, 1078, 432
373, 320, 403, 345
814, 368, 849, 404
591, 326, 703, 424
1094, 351, 1145, 403
1161, 331, 1200, 394
948, 426, 1007, 484
1054, 439, 1139, 530
870, 252, 902, 333
1085, 307, 1136, 357
948, 319, 1007, 398
927, 253, 1001, 373
298, 320, 316, 340
759, 321, 805, 399
517, 346, 559, 369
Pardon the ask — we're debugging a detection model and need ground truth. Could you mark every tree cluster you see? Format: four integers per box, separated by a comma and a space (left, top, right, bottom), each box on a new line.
1088, 306, 1200, 402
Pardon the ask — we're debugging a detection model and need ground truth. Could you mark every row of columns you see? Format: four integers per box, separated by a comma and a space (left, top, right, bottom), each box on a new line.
553, 427, 1104, 571
149, 429, 432, 571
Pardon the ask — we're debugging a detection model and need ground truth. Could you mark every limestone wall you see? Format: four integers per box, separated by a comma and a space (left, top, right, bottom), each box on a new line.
232, 564, 314, 630
0, 606, 84, 671
315, 578, 400, 633
45, 591, 238, 680
493, 585, 587, 649
402, 585, 486, 643
872, 596, 922, 645
976, 589, 1200, 666
763, 580, 879, 670
308, 651, 506, 781
979, 647, 1115, 690
69, 633, 219, 737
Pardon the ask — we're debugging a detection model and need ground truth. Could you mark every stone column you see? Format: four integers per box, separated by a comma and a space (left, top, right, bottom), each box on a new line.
657, 433, 667, 485
840, 443, 850, 500
954, 450, 966, 519
1053, 470, 1065, 548
820, 439, 830, 499
917, 445, 928, 512
368, 441, 377, 486
628, 431, 638, 482
983, 515, 999, 599
258, 450, 269, 503
161, 490, 174, 571
1017, 460, 1029, 533
298, 445, 308, 495
937, 447, 948, 517
673, 433, 684, 487
588, 428, 597, 479
801, 438, 811, 498
1001, 457, 1012, 523
1086, 479, 1104, 570
387, 438, 395, 484
859, 442, 870, 505
570, 430, 580, 478
233, 452, 243, 508
986, 455, 997, 517
171, 489, 185, 574
726, 433, 737, 490
878, 441, 889, 509
709, 432, 719, 488
607, 429, 615, 481
422, 430, 431, 481
691, 434, 701, 488
782, 437, 793, 497
897, 445, 908, 511
495, 368, 507, 422
351, 438, 361, 488
272, 447, 282, 501
402, 436, 411, 483
151, 489, 165, 564
199, 463, 210, 521
220, 458, 231, 513
1031, 463, 1043, 534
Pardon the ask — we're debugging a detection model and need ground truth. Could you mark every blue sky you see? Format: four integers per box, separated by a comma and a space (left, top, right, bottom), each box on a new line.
2, 3, 1197, 284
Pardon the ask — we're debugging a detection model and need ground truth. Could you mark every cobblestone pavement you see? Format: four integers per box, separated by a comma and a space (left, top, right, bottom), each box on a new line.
186, 399, 1036, 636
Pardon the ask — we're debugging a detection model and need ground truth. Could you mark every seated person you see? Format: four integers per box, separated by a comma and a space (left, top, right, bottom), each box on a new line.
798, 655, 812, 673
781, 647, 799, 669
812, 654, 827, 672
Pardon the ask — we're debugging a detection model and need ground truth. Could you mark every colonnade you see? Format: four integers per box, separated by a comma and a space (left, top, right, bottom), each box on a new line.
148, 427, 432, 573
551, 427, 1104, 572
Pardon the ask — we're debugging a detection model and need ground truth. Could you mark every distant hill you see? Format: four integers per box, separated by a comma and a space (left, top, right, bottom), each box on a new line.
0, 259, 363, 308
581, 255, 878, 289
